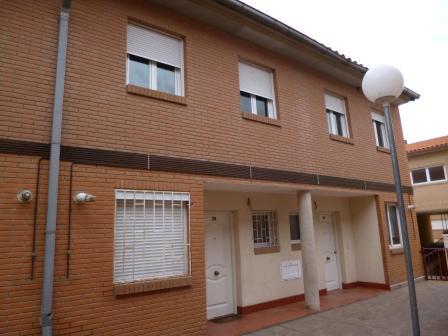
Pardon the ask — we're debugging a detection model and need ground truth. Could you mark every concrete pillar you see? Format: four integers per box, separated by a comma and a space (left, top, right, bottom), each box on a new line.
297, 191, 320, 311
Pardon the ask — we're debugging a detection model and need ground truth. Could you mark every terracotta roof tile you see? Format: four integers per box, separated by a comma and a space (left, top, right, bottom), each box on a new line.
406, 135, 448, 154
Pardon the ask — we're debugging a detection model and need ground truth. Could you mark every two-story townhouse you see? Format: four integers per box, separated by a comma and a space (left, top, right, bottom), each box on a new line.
0, 0, 423, 335
406, 135, 448, 245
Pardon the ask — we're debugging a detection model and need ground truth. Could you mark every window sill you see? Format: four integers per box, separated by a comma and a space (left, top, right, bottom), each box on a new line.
242, 112, 281, 127
254, 245, 280, 255
376, 146, 391, 154
126, 84, 187, 105
390, 247, 404, 255
291, 242, 301, 251
113, 275, 192, 296
329, 134, 354, 145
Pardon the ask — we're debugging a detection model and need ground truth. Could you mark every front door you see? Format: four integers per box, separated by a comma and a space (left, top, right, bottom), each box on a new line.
205, 212, 235, 319
317, 213, 340, 291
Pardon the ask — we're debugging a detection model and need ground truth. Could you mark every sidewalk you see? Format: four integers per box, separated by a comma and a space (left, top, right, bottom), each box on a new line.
247, 281, 448, 336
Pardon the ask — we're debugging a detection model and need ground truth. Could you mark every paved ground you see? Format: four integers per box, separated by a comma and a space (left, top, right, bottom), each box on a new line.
246, 281, 448, 336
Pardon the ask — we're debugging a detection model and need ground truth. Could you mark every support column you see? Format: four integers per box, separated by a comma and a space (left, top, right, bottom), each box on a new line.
297, 191, 320, 311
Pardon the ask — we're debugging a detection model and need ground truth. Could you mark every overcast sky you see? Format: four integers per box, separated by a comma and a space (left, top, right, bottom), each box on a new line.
244, 0, 448, 143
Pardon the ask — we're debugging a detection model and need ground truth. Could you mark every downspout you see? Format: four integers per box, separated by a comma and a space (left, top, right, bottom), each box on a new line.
41, 1, 70, 335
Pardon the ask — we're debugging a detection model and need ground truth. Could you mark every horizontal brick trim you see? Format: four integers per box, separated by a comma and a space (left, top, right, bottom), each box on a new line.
241, 112, 281, 127
61, 145, 148, 170
237, 289, 327, 314
329, 134, 355, 145
126, 84, 187, 105
252, 166, 317, 185
113, 276, 192, 296
390, 248, 404, 255
342, 281, 390, 290
0, 138, 413, 194
150, 154, 250, 179
253, 245, 280, 255
377, 146, 391, 154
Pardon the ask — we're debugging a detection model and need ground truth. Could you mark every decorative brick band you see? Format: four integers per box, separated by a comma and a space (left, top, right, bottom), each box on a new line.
237, 289, 327, 314
0, 138, 413, 194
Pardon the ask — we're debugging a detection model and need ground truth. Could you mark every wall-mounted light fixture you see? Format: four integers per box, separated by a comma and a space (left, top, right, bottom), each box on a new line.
408, 205, 417, 210
73, 192, 96, 204
17, 189, 33, 203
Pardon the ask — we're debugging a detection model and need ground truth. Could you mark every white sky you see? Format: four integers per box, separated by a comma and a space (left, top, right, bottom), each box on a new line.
244, 0, 448, 143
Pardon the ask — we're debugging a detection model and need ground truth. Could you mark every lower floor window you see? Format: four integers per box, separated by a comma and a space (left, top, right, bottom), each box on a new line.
386, 204, 402, 248
114, 190, 190, 283
289, 212, 301, 242
252, 210, 279, 248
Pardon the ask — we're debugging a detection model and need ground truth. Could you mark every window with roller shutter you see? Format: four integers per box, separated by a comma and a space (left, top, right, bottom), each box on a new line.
114, 190, 190, 284
126, 23, 184, 96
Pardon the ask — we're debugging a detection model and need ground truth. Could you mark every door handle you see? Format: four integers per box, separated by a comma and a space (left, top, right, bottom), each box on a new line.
214, 270, 220, 276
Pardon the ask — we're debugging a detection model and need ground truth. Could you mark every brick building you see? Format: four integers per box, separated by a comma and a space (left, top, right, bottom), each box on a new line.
0, 0, 424, 335
406, 135, 448, 245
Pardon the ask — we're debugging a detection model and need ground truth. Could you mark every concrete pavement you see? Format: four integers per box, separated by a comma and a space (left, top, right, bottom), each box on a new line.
246, 281, 448, 336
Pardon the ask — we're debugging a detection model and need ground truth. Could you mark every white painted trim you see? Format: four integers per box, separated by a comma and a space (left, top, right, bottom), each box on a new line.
411, 164, 447, 186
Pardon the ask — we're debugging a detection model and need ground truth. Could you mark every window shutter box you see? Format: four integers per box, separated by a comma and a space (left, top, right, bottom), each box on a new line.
127, 24, 183, 68
324, 94, 346, 113
239, 62, 274, 99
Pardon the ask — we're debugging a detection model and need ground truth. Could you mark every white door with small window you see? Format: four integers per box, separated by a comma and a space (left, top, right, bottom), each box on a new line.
317, 213, 340, 291
205, 212, 235, 319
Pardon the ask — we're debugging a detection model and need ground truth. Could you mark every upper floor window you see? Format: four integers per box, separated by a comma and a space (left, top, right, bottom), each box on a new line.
371, 112, 389, 148
114, 190, 190, 283
127, 24, 184, 96
411, 165, 446, 185
325, 93, 349, 137
386, 204, 402, 248
239, 62, 276, 119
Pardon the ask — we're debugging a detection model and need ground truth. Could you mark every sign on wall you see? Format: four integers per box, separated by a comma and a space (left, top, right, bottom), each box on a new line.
280, 259, 302, 281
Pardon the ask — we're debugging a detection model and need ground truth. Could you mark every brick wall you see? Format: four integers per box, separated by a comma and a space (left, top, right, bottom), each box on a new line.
0, 0, 412, 186
0, 0, 421, 334
375, 194, 424, 285
0, 154, 206, 335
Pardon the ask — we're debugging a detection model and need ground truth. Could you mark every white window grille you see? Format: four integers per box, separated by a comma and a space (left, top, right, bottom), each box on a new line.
126, 23, 184, 96
239, 62, 276, 119
114, 190, 190, 284
371, 112, 389, 148
386, 204, 402, 248
252, 210, 279, 248
325, 93, 349, 137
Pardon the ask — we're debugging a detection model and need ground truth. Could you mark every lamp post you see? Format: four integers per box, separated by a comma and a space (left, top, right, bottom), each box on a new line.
362, 65, 420, 336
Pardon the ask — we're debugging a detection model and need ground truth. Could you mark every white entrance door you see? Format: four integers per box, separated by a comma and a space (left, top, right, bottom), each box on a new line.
317, 213, 340, 291
205, 212, 235, 319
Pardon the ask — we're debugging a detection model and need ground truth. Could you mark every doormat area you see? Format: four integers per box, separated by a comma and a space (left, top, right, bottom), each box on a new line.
210, 314, 242, 323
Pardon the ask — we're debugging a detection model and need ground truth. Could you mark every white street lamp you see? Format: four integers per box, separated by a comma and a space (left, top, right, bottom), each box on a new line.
362, 65, 420, 336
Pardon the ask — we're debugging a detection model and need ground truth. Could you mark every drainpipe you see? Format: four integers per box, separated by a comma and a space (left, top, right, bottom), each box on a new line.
41, 1, 70, 335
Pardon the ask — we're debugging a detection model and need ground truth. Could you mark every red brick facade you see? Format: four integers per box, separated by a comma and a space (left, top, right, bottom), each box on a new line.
0, 0, 423, 335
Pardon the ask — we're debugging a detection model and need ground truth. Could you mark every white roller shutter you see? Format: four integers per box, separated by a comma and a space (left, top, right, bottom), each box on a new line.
324, 94, 346, 114
127, 24, 183, 68
114, 190, 189, 283
239, 62, 274, 99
